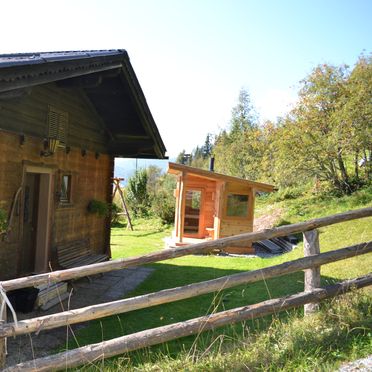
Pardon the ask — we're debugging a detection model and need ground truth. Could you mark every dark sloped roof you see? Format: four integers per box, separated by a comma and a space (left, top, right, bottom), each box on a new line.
0, 50, 166, 159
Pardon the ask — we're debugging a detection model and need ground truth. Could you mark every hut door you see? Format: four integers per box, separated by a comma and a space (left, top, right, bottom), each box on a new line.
183, 189, 202, 236
21, 173, 40, 274
21, 167, 53, 274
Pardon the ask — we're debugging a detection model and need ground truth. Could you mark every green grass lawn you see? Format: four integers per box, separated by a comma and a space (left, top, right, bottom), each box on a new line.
71, 188, 372, 371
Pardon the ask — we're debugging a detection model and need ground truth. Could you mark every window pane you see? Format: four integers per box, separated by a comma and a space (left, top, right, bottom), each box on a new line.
60, 175, 71, 202
226, 194, 248, 217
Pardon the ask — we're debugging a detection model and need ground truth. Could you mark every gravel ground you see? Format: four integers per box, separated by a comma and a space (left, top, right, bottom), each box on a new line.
338, 355, 372, 371
5, 266, 154, 368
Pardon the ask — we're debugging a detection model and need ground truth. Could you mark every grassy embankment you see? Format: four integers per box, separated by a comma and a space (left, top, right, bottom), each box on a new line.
71, 186, 372, 371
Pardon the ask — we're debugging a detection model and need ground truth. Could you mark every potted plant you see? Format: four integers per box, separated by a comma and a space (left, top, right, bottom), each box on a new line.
87, 199, 109, 217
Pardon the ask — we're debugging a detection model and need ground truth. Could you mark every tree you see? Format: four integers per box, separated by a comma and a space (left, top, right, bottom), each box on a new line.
202, 133, 213, 159
338, 54, 372, 181
276, 59, 372, 193
230, 88, 257, 133
213, 88, 262, 180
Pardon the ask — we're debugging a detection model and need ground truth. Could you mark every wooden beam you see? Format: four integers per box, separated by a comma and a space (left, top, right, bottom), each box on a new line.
178, 172, 187, 242
56, 69, 122, 88
4, 275, 372, 372
0, 88, 32, 100
114, 134, 151, 141
0, 61, 123, 93
56, 74, 103, 88
0, 296, 6, 369
168, 162, 275, 192
1, 207, 372, 291
0, 241, 371, 338
303, 230, 321, 314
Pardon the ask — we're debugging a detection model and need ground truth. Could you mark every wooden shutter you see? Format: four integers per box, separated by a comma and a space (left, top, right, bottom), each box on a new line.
48, 106, 68, 148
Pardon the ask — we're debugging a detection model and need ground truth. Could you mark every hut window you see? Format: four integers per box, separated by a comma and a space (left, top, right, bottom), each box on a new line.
60, 175, 72, 203
226, 193, 248, 217
48, 106, 68, 148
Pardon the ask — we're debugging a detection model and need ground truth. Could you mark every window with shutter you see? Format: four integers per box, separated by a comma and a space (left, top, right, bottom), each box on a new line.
47, 106, 68, 148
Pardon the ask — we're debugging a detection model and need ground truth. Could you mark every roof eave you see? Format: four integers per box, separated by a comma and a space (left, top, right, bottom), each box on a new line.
167, 162, 275, 192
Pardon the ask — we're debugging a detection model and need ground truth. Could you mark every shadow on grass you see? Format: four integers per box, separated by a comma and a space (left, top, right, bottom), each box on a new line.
113, 229, 167, 238
71, 262, 343, 366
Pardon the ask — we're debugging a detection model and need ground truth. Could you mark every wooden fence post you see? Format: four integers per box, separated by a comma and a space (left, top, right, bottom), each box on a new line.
0, 296, 6, 368
303, 229, 321, 315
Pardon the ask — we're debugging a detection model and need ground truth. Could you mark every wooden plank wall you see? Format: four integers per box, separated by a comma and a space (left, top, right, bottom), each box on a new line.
0, 83, 109, 153
0, 83, 113, 279
219, 182, 254, 238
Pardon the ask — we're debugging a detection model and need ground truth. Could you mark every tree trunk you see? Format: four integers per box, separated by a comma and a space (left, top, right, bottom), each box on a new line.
337, 148, 350, 193
354, 150, 359, 180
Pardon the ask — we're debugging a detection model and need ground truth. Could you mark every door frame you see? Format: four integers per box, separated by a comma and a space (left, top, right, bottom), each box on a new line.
22, 164, 55, 273
183, 187, 205, 238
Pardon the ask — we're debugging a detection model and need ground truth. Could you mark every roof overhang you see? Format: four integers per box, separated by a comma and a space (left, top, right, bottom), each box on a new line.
0, 50, 166, 159
168, 162, 275, 192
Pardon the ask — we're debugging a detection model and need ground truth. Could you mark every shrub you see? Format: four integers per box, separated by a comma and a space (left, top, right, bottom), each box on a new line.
110, 203, 123, 225
87, 199, 109, 217
126, 169, 150, 217
0, 208, 7, 234
151, 190, 175, 224
150, 173, 176, 224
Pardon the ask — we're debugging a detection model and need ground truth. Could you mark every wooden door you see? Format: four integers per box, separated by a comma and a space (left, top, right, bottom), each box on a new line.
21, 173, 40, 274
183, 189, 203, 236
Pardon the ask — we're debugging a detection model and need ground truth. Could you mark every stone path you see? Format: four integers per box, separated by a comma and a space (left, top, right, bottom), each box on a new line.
338, 355, 372, 372
5, 266, 154, 367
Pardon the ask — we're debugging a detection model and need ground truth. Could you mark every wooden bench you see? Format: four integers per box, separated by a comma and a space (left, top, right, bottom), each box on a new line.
56, 238, 108, 269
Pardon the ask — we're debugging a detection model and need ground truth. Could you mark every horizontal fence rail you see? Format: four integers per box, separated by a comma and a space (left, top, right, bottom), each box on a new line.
1, 207, 372, 370
1, 241, 371, 338
4, 274, 372, 372
2, 207, 372, 291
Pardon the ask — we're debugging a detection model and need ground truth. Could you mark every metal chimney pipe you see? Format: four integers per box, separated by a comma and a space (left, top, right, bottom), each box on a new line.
209, 156, 215, 172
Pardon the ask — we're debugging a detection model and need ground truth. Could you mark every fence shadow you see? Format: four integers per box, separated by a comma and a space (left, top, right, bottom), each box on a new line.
70, 262, 342, 363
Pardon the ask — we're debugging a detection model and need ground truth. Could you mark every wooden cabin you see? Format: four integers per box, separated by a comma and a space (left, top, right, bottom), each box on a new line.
168, 162, 274, 254
0, 50, 166, 280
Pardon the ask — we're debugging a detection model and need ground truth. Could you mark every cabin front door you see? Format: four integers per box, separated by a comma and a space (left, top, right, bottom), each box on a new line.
183, 189, 203, 236
21, 166, 54, 274
21, 173, 40, 274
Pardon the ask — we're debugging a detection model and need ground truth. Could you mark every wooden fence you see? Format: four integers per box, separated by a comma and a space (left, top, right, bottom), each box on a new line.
1, 207, 371, 371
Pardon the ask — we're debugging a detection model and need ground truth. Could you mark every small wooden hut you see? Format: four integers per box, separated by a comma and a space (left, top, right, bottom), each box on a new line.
168, 162, 274, 254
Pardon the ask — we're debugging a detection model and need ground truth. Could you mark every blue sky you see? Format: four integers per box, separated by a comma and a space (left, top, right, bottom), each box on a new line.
1, 0, 371, 160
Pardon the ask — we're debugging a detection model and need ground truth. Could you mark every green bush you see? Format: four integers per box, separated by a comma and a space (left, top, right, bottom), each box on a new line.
149, 173, 176, 224
271, 186, 307, 202
151, 190, 175, 224
87, 199, 109, 217
110, 203, 123, 225
126, 169, 150, 217
0, 208, 7, 233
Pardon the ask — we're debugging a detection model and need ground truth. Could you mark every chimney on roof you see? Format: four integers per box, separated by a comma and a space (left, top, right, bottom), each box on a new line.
209, 156, 215, 172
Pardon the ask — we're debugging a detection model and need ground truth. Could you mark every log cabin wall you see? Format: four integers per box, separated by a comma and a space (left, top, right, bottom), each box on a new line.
219, 182, 255, 238
0, 83, 113, 280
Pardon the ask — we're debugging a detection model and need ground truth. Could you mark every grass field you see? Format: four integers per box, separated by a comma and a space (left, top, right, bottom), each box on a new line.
71, 186, 372, 371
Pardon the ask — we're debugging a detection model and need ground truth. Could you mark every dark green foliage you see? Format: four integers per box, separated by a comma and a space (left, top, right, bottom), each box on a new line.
110, 203, 122, 225
175, 134, 214, 169
125, 167, 176, 223
126, 169, 150, 217
149, 171, 176, 224
151, 189, 175, 224
0, 207, 7, 233
87, 199, 109, 217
